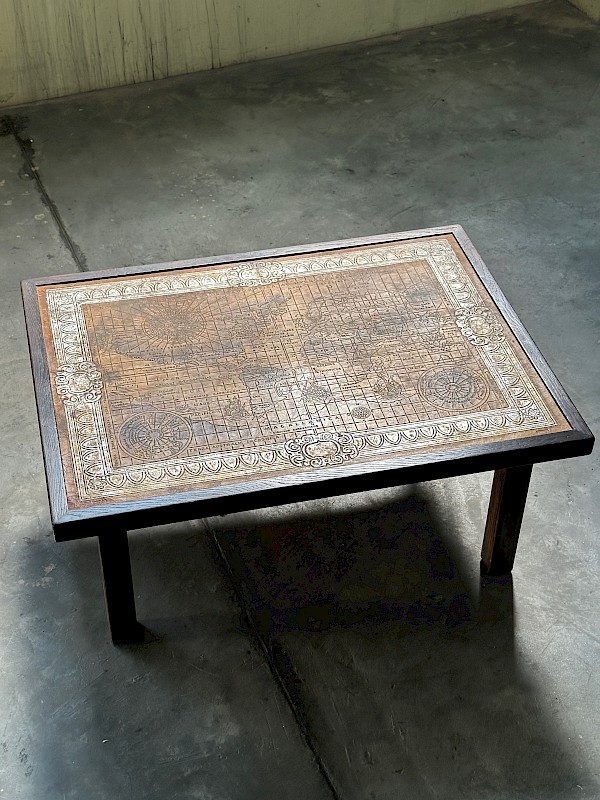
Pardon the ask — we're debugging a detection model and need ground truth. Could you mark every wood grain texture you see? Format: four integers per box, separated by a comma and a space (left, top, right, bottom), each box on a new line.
36, 235, 571, 505
21, 280, 70, 524
481, 464, 533, 575
21, 227, 594, 540
98, 531, 145, 644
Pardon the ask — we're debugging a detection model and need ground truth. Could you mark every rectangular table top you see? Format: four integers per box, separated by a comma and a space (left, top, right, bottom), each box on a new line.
22, 226, 593, 537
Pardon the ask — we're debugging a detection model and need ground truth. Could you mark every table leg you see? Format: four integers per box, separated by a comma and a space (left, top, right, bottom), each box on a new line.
98, 531, 145, 645
481, 464, 533, 576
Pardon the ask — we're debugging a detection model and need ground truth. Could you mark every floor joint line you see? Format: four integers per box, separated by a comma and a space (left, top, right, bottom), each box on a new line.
1, 114, 88, 273
203, 521, 343, 800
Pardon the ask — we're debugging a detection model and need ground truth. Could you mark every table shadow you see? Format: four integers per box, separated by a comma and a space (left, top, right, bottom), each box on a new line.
14, 519, 336, 800
14, 486, 598, 799
207, 486, 598, 799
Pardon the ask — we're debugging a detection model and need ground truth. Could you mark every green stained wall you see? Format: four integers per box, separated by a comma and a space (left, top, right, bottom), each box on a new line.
1, 0, 546, 107
569, 0, 600, 21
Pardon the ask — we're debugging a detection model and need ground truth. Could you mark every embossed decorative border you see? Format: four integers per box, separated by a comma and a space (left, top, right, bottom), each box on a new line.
44, 238, 559, 502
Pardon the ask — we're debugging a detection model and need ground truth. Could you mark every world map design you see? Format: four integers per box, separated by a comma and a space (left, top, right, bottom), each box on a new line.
39, 236, 569, 507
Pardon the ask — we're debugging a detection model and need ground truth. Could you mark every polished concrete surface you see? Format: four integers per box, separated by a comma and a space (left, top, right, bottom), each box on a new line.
1, 1, 599, 797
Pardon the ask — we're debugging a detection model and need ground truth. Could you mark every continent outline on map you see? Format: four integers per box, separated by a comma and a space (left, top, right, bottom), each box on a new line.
42, 236, 560, 504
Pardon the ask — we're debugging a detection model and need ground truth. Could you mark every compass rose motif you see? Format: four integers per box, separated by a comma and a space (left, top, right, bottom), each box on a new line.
118, 412, 193, 461
418, 366, 489, 412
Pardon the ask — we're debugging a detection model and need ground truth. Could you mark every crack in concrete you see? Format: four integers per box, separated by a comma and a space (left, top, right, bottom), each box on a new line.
203, 521, 342, 800
0, 114, 88, 272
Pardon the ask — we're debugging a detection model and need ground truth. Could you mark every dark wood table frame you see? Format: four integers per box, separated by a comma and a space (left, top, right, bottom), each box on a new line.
21, 226, 594, 644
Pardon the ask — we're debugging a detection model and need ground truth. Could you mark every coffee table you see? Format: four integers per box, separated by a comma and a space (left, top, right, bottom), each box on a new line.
21, 226, 594, 644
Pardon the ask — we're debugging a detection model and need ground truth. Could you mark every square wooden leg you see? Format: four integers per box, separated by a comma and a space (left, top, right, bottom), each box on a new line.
481, 464, 533, 576
98, 531, 145, 645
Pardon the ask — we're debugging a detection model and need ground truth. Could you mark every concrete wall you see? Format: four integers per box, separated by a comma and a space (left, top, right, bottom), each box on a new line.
569, 0, 600, 21
1, 0, 542, 108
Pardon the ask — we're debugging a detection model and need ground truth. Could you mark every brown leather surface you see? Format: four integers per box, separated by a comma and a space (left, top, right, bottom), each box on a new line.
36, 235, 570, 509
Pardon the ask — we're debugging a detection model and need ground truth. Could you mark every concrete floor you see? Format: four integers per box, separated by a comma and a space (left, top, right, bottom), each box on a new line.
1, 1, 599, 797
